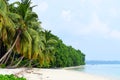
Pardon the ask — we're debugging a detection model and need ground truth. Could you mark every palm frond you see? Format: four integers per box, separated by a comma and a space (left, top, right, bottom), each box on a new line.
28, 28, 40, 59
2, 27, 7, 42
0, 0, 8, 12
22, 30, 32, 59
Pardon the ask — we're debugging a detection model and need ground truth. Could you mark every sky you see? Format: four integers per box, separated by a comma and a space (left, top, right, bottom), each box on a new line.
9, 0, 120, 61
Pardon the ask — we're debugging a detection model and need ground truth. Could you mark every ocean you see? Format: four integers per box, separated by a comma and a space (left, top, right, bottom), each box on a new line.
70, 64, 120, 80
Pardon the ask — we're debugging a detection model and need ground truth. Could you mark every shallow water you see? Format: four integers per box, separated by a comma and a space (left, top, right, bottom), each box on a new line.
70, 64, 120, 79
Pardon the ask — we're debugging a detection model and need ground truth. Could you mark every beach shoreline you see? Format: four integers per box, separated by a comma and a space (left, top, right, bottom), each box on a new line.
0, 68, 115, 80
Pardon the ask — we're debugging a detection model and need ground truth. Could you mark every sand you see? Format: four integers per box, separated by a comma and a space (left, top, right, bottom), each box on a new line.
0, 68, 115, 80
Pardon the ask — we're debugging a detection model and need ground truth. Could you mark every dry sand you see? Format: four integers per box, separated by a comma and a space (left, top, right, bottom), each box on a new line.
0, 68, 115, 80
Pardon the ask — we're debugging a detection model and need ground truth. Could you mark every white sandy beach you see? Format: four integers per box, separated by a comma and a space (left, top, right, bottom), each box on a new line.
0, 68, 115, 80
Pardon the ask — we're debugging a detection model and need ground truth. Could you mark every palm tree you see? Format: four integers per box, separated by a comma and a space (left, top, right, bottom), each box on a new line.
8, 0, 42, 59
0, 0, 16, 45
41, 30, 57, 67
0, 0, 43, 67
0, 0, 19, 63
9, 0, 45, 67
0, 0, 58, 67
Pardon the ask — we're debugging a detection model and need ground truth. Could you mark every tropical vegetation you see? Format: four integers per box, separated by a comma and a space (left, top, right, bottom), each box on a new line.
0, 0, 85, 68
0, 74, 26, 80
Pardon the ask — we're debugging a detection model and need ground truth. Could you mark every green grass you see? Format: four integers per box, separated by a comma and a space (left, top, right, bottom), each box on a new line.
0, 74, 26, 80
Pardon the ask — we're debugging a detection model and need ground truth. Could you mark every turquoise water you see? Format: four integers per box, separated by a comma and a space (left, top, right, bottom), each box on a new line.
71, 64, 120, 79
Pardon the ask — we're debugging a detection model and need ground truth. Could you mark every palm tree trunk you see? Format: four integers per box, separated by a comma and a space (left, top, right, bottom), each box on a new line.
0, 51, 12, 64
4, 51, 12, 64
9, 52, 16, 66
28, 59, 33, 68
0, 32, 21, 63
13, 56, 24, 68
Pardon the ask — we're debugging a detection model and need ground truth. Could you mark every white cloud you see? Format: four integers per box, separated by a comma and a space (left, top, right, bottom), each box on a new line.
73, 12, 110, 36
33, 1, 48, 13
80, 0, 102, 6
80, 0, 101, 8
109, 8, 117, 17
110, 30, 120, 39
38, 1, 48, 12
58, 12, 111, 37
89, 12, 110, 35
78, 12, 120, 40
90, 0, 102, 6
80, 0, 85, 3
61, 10, 72, 22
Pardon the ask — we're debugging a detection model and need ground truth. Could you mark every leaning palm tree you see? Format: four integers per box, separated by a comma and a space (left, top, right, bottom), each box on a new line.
0, 0, 43, 67
0, 0, 15, 46
8, 0, 44, 67
0, 0, 20, 64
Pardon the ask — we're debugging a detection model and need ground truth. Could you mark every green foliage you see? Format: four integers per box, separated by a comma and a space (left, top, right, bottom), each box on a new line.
49, 34, 85, 68
0, 0, 85, 68
0, 64, 6, 68
16, 31, 85, 68
0, 74, 26, 80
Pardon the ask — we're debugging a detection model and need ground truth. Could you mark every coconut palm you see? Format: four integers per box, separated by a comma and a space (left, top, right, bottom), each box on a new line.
0, 0, 43, 67
41, 30, 57, 67
0, 0, 15, 45
0, 0, 20, 63
11, 0, 47, 68
8, 0, 43, 60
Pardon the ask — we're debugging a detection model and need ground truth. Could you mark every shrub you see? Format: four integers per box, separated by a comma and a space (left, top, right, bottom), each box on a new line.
0, 74, 26, 80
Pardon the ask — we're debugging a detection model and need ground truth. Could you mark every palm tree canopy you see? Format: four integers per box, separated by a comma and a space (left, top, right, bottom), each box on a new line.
8, 0, 43, 60
0, 0, 15, 46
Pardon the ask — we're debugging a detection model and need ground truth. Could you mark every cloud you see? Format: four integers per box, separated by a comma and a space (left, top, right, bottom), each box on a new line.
89, 12, 110, 35
61, 10, 72, 22
79, 0, 102, 9
72, 12, 110, 36
109, 8, 117, 17
80, 0, 85, 3
110, 30, 120, 39
38, 1, 48, 12
32, 1, 48, 13
90, 0, 102, 6
58, 11, 111, 37
77, 12, 120, 40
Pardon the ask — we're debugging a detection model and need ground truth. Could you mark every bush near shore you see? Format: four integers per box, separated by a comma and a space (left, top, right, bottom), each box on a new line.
0, 74, 26, 80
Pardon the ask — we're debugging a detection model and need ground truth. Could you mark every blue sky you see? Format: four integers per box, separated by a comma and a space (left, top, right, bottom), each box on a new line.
10, 0, 120, 60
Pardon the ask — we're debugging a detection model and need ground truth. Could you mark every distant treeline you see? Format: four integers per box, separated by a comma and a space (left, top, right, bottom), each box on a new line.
49, 34, 85, 67
86, 61, 120, 65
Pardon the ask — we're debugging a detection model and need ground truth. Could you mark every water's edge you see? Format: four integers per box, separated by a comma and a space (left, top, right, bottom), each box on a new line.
64, 64, 120, 80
